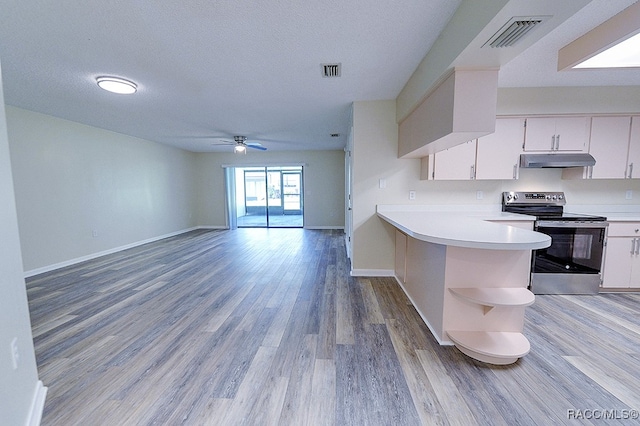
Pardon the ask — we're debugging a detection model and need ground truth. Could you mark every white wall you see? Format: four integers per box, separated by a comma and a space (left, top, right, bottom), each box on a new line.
0, 65, 43, 426
350, 91, 640, 274
351, 100, 419, 274
194, 150, 345, 229
7, 107, 199, 274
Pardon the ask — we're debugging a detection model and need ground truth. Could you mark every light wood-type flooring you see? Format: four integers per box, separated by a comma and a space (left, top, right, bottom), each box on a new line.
27, 229, 640, 425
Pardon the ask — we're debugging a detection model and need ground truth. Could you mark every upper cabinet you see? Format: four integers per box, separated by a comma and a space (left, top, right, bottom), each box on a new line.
432, 140, 477, 180
627, 117, 640, 178
523, 117, 589, 152
421, 118, 524, 181
475, 118, 525, 180
587, 116, 631, 179
563, 115, 640, 180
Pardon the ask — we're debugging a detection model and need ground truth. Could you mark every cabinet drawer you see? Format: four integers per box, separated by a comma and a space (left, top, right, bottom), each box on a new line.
607, 222, 640, 237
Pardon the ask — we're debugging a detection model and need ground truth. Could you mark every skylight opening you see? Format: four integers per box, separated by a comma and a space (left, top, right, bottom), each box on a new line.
573, 31, 640, 69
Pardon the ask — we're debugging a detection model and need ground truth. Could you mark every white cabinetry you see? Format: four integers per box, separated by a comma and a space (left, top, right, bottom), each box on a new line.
627, 117, 640, 178
524, 117, 589, 152
586, 116, 630, 179
422, 118, 525, 181
475, 118, 525, 180
603, 222, 640, 289
432, 139, 477, 180
563, 116, 631, 180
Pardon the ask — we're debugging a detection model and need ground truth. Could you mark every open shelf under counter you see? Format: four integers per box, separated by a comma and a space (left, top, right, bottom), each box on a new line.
449, 287, 535, 314
446, 330, 531, 365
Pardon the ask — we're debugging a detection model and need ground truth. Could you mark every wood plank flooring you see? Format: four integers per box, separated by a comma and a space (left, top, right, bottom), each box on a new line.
26, 229, 640, 425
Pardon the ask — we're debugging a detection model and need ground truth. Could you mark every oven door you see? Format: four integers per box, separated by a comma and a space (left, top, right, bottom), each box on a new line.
533, 221, 607, 274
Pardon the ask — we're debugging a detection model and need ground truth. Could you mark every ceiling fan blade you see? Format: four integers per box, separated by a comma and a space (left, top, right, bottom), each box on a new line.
246, 144, 267, 151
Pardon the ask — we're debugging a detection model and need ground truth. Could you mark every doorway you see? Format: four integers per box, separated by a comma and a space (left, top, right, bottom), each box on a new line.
231, 166, 303, 228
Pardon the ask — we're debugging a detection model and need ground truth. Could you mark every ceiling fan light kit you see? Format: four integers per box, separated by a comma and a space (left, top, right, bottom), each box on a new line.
208, 135, 268, 153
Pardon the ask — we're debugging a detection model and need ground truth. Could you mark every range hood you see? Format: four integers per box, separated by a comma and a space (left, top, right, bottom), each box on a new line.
520, 153, 596, 168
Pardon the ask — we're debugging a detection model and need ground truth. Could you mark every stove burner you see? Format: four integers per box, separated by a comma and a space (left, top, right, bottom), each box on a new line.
501, 191, 606, 222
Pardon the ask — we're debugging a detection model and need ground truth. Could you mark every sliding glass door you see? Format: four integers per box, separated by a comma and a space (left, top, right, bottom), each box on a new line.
233, 166, 303, 228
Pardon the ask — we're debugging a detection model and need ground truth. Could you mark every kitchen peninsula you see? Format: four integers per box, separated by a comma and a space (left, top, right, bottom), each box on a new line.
377, 205, 551, 365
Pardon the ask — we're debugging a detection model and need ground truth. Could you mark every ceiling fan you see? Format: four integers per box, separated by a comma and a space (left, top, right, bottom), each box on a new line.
212, 136, 267, 153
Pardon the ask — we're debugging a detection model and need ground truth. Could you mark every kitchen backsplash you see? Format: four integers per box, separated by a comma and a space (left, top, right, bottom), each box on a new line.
410, 167, 640, 207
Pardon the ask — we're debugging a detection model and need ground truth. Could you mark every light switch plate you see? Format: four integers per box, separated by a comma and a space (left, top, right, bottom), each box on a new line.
409, 190, 416, 200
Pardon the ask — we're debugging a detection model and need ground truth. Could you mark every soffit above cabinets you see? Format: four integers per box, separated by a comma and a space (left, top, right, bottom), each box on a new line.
398, 69, 498, 159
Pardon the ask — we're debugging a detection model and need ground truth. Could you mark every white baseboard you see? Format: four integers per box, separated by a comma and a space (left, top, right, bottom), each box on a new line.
350, 269, 395, 277
26, 380, 47, 426
23, 227, 212, 278
304, 226, 344, 230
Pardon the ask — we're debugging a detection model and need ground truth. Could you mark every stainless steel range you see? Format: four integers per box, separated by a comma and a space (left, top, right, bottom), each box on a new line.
502, 191, 608, 294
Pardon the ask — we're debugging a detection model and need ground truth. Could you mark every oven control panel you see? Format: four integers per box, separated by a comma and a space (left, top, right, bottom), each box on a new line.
502, 191, 566, 205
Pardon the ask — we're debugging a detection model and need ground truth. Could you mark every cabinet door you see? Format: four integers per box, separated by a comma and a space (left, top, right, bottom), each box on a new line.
627, 116, 640, 178
524, 117, 589, 152
554, 117, 590, 152
602, 237, 633, 288
630, 253, 640, 288
475, 118, 524, 180
433, 140, 477, 180
523, 117, 557, 151
589, 116, 631, 179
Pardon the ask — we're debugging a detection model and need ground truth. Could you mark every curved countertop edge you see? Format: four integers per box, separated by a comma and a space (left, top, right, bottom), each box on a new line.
377, 207, 551, 251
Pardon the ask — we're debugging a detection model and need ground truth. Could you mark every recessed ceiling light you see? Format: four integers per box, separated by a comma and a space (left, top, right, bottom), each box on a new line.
96, 76, 137, 94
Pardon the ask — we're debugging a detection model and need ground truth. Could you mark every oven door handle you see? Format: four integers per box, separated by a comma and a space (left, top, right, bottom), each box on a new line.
536, 221, 608, 229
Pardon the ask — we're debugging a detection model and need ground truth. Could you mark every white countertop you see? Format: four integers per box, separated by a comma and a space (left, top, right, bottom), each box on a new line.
377, 205, 550, 250
600, 213, 640, 222
566, 205, 640, 222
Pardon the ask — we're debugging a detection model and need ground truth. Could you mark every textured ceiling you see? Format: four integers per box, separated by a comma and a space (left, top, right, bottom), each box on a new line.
0, 1, 638, 153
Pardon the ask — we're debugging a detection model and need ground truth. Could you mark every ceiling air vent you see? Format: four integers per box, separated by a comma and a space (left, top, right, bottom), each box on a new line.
484, 16, 549, 48
321, 63, 341, 78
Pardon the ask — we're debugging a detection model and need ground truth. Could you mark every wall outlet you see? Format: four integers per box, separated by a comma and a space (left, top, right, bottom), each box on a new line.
379, 178, 386, 189
476, 191, 484, 200
409, 190, 416, 200
626, 190, 633, 200
10, 338, 19, 370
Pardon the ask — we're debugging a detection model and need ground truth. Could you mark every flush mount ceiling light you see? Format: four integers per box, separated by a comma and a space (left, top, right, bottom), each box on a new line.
559, 2, 640, 70
96, 76, 137, 94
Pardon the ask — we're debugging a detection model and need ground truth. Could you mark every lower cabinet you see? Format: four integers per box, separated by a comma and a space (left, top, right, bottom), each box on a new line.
603, 223, 640, 289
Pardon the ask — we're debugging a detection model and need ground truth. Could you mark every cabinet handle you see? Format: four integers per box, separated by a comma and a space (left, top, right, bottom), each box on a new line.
636, 238, 639, 256
556, 134, 560, 150
629, 162, 634, 179
588, 165, 593, 179
470, 165, 475, 180
513, 164, 518, 179
632, 238, 638, 255
551, 135, 556, 150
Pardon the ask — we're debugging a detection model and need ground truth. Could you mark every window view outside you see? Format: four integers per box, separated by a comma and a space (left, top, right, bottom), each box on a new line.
236, 166, 303, 227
